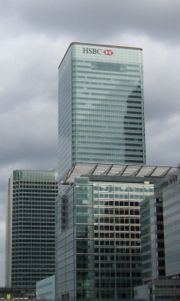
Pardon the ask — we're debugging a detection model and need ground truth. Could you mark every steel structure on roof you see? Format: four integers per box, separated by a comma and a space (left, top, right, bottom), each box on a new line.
62, 163, 177, 184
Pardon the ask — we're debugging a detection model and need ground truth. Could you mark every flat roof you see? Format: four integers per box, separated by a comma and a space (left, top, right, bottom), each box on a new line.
58, 41, 142, 69
62, 163, 177, 184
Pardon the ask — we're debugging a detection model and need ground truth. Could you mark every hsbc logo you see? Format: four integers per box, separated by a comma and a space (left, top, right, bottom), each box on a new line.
82, 47, 114, 56
103, 49, 113, 56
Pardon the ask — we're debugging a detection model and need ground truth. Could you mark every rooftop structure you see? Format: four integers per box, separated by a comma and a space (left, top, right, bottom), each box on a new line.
63, 163, 177, 184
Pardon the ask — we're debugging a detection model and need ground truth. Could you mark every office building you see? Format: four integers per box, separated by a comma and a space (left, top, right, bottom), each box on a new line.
140, 193, 165, 283
134, 279, 180, 301
140, 171, 180, 280
162, 171, 180, 277
6, 170, 58, 289
55, 163, 176, 301
58, 42, 146, 178
134, 170, 180, 301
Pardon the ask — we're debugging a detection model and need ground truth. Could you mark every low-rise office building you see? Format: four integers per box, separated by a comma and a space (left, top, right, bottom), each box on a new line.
135, 170, 180, 301
55, 163, 177, 301
134, 278, 180, 300
140, 170, 180, 282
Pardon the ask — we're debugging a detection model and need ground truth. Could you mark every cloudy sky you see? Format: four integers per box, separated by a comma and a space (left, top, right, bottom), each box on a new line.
0, 0, 180, 286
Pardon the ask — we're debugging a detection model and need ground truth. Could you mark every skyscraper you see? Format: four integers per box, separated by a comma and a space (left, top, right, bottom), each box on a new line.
6, 170, 58, 289
58, 42, 146, 178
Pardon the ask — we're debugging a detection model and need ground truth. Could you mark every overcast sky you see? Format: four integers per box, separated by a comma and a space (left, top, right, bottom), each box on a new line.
0, 0, 180, 286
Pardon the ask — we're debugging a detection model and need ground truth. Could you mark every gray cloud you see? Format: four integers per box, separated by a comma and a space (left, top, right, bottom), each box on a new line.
0, 36, 59, 112
0, 0, 180, 42
0, 102, 57, 167
144, 44, 180, 122
146, 113, 180, 166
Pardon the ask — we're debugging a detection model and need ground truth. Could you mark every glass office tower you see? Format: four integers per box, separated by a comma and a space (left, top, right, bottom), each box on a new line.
5, 170, 58, 289
58, 43, 146, 178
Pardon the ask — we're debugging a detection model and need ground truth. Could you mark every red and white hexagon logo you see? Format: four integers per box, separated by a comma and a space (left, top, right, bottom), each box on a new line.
103, 49, 114, 55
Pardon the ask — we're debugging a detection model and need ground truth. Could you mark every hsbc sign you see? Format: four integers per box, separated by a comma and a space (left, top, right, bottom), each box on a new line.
82, 47, 114, 56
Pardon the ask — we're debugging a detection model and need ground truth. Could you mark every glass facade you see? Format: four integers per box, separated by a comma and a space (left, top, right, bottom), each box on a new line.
58, 43, 146, 178
163, 173, 180, 277
140, 194, 165, 283
55, 175, 154, 301
134, 279, 180, 300
6, 170, 58, 288
36, 275, 55, 301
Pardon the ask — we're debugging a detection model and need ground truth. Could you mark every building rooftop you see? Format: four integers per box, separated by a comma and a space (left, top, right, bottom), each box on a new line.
62, 163, 178, 184
58, 41, 142, 68
12, 170, 57, 182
